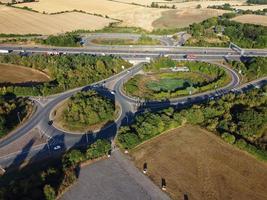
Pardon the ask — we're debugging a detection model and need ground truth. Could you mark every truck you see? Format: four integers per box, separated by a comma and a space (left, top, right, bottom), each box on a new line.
0, 49, 12, 54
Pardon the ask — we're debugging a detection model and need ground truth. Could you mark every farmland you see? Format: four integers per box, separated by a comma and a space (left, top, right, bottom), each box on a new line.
12, 0, 244, 31
0, 5, 115, 34
130, 125, 267, 200
0, 63, 50, 84
152, 8, 226, 29
232, 14, 267, 26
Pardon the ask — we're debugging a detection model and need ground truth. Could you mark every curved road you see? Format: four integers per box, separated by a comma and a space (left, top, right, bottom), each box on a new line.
0, 48, 267, 167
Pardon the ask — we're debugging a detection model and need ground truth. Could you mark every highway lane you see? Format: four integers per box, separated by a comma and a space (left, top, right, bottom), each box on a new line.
1, 45, 267, 57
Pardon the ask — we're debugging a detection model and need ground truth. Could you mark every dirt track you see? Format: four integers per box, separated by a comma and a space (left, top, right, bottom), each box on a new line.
131, 125, 267, 200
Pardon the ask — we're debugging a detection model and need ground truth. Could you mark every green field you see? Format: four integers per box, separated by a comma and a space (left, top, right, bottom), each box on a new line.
124, 58, 231, 100
146, 78, 191, 92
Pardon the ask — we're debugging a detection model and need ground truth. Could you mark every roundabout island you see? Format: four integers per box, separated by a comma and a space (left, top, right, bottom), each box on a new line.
123, 57, 232, 101
51, 90, 120, 134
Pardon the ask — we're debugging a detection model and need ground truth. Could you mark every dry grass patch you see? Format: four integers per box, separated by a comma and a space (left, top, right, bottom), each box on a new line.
0, 63, 50, 84
152, 8, 226, 29
0, 5, 115, 34
232, 14, 267, 26
130, 125, 267, 200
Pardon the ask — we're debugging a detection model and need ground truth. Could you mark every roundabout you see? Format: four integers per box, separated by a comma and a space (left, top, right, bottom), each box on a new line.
1, 55, 266, 168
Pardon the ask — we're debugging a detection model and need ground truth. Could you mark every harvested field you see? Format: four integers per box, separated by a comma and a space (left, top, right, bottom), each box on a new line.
115, 0, 246, 8
232, 14, 267, 26
233, 4, 267, 11
130, 125, 267, 200
152, 8, 226, 29
16, 0, 139, 15
0, 5, 115, 34
0, 63, 50, 84
16, 0, 166, 31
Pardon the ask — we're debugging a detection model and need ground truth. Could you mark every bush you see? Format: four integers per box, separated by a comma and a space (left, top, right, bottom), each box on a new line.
43, 185, 56, 200
40, 33, 81, 47
221, 132, 236, 144
86, 139, 111, 159
62, 150, 85, 168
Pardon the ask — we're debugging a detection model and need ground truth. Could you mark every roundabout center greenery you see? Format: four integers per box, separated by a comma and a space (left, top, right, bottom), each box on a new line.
55, 90, 116, 132
124, 57, 231, 100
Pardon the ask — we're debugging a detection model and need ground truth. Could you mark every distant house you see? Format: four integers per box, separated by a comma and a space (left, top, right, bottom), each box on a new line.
171, 66, 189, 72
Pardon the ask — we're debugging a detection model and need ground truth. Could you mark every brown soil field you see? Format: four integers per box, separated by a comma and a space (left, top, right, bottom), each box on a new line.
130, 125, 267, 200
0, 5, 115, 34
232, 14, 267, 26
152, 8, 226, 29
0, 63, 50, 84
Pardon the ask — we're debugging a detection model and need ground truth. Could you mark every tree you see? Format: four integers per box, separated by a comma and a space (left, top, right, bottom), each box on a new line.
43, 185, 56, 200
221, 132, 235, 144
62, 150, 84, 168
86, 139, 111, 159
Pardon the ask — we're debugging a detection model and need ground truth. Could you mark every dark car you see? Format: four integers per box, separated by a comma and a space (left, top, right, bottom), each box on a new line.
48, 120, 53, 126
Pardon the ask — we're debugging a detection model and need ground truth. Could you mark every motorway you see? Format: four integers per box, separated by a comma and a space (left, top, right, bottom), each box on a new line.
0, 44, 267, 168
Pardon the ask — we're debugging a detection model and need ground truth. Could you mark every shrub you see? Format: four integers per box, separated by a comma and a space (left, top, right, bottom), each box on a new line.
221, 132, 235, 144
43, 185, 56, 200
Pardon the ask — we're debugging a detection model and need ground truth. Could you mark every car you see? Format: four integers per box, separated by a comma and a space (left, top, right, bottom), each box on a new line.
111, 91, 115, 95
53, 145, 61, 150
127, 70, 130, 73
48, 120, 53, 126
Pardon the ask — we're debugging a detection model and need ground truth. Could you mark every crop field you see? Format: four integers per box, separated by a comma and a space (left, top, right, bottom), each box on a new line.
13, 0, 239, 31
130, 125, 267, 200
113, 0, 246, 8
0, 63, 50, 84
152, 8, 226, 29
232, 14, 267, 27
0, 5, 115, 34
15, 0, 165, 31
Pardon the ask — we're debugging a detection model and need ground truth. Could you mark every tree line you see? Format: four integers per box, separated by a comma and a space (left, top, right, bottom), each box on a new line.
231, 57, 267, 81
0, 54, 132, 96
186, 13, 267, 48
118, 86, 267, 161
0, 139, 111, 200
0, 93, 30, 138
247, 0, 267, 4
36, 33, 81, 47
